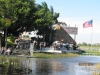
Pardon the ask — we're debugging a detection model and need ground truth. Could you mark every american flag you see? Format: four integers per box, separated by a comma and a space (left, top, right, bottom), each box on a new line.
83, 20, 93, 28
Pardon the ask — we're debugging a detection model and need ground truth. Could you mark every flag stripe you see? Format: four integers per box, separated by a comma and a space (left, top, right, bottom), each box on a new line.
83, 20, 93, 28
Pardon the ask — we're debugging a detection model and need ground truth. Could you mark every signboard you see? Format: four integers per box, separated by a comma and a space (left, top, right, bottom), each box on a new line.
61, 26, 78, 35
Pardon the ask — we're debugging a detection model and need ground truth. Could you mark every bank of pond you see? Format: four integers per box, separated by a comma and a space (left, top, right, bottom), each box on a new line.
0, 54, 100, 75
0, 53, 77, 75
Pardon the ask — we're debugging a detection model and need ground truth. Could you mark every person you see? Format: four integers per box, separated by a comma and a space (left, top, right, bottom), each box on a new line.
1, 47, 5, 54
9, 47, 13, 55
5, 47, 11, 55
53, 42, 59, 50
14, 37, 21, 44
72, 43, 78, 50
66, 43, 69, 50
54, 43, 56, 50
21, 30, 31, 49
61, 39, 64, 43
14, 36, 22, 49
33, 40, 37, 50
22, 31, 31, 40
39, 42, 43, 50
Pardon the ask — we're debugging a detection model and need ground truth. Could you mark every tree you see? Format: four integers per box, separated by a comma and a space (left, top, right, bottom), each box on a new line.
78, 43, 82, 46
50, 6, 59, 23
35, 2, 59, 43
87, 43, 91, 46
1, 0, 59, 37
81, 42, 87, 46
0, 0, 35, 47
7, 0, 36, 36
0, 0, 13, 48
0, 0, 60, 47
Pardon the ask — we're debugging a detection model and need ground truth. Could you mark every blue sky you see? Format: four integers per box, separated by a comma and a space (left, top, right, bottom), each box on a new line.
35, 0, 100, 44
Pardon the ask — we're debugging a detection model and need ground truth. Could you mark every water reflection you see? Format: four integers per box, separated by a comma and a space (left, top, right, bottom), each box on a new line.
35, 60, 74, 75
0, 56, 100, 75
29, 56, 100, 75
0, 56, 32, 75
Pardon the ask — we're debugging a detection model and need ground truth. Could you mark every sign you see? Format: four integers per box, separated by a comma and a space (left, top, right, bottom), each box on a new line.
62, 26, 78, 35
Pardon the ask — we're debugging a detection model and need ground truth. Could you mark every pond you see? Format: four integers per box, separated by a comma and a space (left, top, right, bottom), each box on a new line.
0, 56, 100, 75
27, 56, 100, 75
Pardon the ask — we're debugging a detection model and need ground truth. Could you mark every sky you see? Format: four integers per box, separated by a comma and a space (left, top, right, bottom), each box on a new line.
35, 0, 100, 44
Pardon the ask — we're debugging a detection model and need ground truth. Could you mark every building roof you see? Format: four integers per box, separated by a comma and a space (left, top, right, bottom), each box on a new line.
53, 24, 76, 44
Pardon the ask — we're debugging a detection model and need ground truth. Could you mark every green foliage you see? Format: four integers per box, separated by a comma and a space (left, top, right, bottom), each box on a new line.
0, 0, 59, 47
0, 0, 35, 30
0, 0, 15, 28
35, 2, 59, 32
0, 18, 5, 29
4, 18, 11, 27
7, 35, 15, 45
34, 2, 59, 43
0, 0, 59, 34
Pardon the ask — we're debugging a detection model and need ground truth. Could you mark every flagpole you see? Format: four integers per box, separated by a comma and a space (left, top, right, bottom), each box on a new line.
74, 24, 76, 41
90, 19, 93, 50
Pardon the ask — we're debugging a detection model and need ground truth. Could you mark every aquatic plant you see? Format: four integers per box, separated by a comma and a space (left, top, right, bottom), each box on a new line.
0, 55, 32, 75
92, 63, 100, 75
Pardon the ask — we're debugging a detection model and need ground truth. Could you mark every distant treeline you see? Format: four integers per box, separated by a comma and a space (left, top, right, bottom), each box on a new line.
78, 42, 100, 46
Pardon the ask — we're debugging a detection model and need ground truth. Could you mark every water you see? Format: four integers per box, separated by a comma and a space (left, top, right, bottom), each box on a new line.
27, 56, 100, 75
0, 56, 100, 75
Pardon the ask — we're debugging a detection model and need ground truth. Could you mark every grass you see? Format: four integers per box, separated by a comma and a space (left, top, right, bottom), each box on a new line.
79, 46, 100, 56
0, 52, 78, 59
0, 55, 21, 62
92, 63, 100, 75
33, 53, 78, 58
80, 46, 100, 49
83, 50, 100, 56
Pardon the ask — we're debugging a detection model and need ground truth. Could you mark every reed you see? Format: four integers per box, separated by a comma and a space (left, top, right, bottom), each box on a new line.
92, 63, 100, 75
33, 53, 78, 58
0, 55, 32, 75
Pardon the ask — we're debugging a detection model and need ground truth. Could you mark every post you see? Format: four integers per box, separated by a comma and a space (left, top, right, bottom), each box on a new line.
30, 42, 34, 56
74, 34, 76, 41
69, 24, 70, 27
